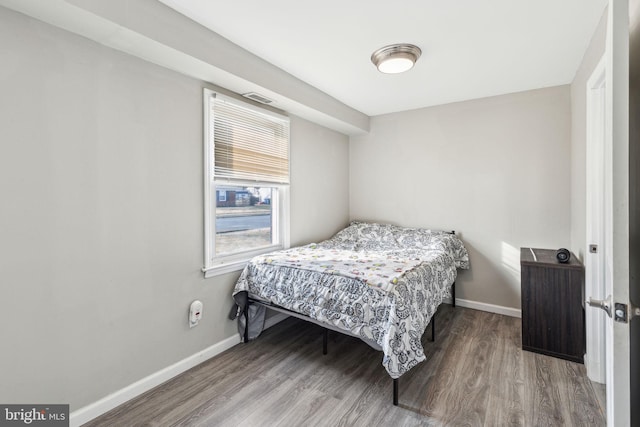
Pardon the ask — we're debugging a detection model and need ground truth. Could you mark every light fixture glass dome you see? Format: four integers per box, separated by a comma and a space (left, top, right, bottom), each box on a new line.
371, 44, 422, 74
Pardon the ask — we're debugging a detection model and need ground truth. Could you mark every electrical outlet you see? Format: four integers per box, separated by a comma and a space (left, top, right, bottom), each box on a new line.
189, 300, 203, 328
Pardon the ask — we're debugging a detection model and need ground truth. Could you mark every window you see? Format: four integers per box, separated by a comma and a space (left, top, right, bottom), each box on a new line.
203, 90, 290, 277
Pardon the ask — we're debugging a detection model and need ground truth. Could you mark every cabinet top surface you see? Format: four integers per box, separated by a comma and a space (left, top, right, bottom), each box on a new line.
520, 248, 583, 268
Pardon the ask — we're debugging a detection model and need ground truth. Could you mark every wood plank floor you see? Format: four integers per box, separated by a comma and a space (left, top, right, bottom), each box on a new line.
83, 306, 605, 426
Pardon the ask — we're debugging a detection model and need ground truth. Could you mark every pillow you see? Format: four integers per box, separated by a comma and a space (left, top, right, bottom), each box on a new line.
322, 221, 470, 269
322, 221, 398, 251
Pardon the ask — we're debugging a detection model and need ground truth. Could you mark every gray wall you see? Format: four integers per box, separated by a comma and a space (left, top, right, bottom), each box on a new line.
570, 8, 608, 260
290, 117, 350, 247
0, 7, 349, 410
349, 86, 572, 310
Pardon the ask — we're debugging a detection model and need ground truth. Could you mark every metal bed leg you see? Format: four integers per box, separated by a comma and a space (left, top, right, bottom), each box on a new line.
393, 378, 398, 406
431, 315, 435, 341
243, 303, 249, 343
323, 329, 328, 355
452, 281, 456, 308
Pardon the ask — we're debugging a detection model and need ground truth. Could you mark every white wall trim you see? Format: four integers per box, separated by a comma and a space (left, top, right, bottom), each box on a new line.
451, 297, 522, 318
69, 334, 241, 427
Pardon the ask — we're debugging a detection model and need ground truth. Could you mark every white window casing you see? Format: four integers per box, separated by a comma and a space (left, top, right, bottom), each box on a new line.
203, 90, 290, 277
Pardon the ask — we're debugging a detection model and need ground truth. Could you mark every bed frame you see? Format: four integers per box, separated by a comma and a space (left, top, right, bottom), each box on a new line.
243, 283, 454, 406
241, 230, 458, 406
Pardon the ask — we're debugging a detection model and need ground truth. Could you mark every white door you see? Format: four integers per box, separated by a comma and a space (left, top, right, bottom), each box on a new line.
586, 0, 634, 425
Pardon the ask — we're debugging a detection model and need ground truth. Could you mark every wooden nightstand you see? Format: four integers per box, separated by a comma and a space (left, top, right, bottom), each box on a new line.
520, 248, 585, 363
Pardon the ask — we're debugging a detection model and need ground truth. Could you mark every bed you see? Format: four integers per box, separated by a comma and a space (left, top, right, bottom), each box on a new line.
231, 221, 469, 404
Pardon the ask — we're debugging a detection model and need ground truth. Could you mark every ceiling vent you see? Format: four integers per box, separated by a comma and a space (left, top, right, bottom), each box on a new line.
242, 92, 274, 105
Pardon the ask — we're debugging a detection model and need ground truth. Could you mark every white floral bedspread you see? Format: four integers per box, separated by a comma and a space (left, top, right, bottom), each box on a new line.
233, 221, 469, 379
257, 244, 424, 293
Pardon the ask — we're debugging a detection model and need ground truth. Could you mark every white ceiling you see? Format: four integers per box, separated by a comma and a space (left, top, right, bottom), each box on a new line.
158, 0, 607, 116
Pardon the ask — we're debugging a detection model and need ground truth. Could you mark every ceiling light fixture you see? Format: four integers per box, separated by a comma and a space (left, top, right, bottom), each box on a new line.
371, 43, 422, 74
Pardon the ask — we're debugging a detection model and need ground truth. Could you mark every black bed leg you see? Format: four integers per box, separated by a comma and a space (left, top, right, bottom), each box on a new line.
323, 329, 328, 355
393, 378, 398, 406
452, 281, 456, 308
243, 303, 249, 343
431, 315, 435, 341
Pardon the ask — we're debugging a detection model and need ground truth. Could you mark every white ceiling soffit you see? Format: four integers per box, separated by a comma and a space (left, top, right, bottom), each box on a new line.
159, 0, 608, 117
0, 0, 369, 135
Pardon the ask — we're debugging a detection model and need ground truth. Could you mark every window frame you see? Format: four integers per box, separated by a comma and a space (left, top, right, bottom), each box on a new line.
202, 89, 290, 278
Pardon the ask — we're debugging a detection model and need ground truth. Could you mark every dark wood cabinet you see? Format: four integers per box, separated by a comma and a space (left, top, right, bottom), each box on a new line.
520, 248, 585, 363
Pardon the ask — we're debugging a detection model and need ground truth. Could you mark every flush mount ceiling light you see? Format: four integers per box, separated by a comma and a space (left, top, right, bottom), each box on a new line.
371, 43, 422, 74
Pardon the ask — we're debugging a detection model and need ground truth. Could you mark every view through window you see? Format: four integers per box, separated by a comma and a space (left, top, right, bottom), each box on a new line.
215, 185, 274, 256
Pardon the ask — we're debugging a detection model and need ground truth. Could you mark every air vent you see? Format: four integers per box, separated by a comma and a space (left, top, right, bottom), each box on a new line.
242, 92, 273, 105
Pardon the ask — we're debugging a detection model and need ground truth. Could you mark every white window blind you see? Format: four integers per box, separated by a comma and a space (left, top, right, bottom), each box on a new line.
211, 95, 290, 184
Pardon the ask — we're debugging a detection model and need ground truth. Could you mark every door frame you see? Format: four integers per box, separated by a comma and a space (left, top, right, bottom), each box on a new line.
605, 0, 631, 424
585, 55, 608, 384
585, 1, 631, 423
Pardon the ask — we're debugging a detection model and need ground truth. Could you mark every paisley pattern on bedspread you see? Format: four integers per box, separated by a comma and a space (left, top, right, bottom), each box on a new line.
233, 221, 469, 379
257, 245, 424, 292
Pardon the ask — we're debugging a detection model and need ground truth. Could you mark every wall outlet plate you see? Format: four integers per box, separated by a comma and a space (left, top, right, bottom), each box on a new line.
189, 300, 203, 328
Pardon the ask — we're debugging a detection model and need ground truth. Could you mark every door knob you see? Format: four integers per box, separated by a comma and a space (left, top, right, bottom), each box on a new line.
586, 295, 612, 318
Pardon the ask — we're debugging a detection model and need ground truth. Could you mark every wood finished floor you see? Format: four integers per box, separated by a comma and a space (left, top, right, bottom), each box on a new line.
83, 306, 605, 426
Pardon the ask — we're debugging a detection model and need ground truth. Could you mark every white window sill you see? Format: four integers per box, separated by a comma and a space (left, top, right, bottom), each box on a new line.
203, 260, 248, 278
203, 243, 287, 279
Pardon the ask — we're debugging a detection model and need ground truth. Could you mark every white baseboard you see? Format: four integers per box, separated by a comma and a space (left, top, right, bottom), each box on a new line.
69, 334, 241, 427
448, 297, 521, 318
